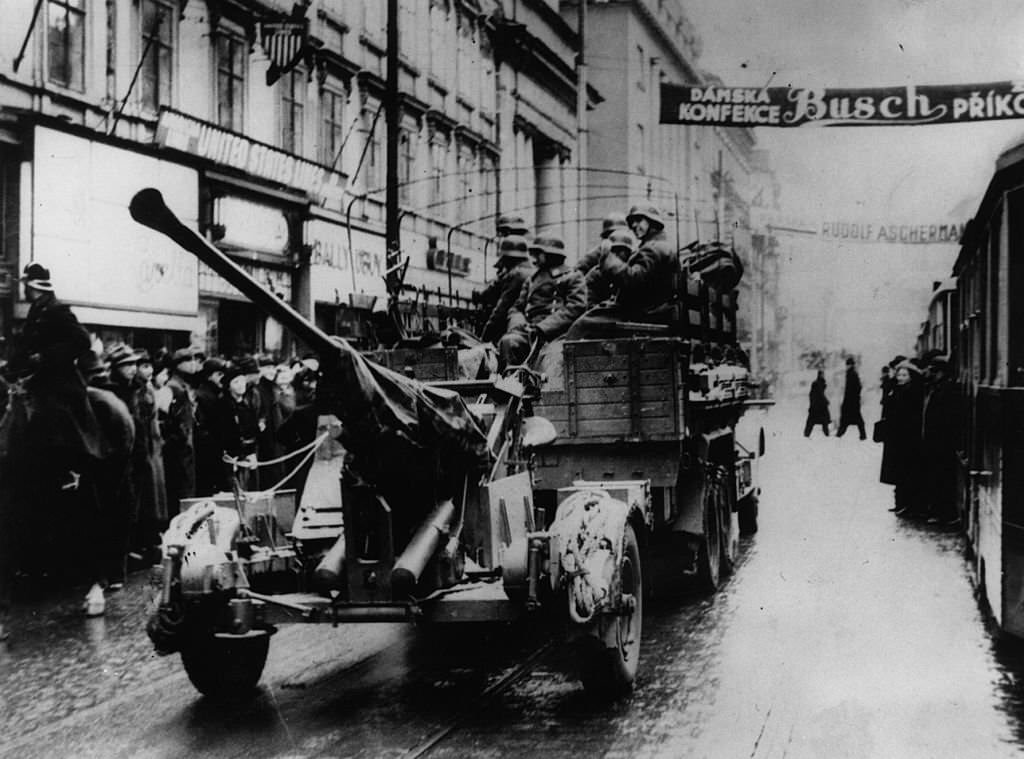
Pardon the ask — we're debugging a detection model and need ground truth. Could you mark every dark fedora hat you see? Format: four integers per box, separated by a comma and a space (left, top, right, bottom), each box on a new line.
107, 343, 141, 368
20, 262, 54, 291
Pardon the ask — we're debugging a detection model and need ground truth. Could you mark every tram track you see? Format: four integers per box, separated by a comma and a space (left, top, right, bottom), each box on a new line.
400, 640, 556, 758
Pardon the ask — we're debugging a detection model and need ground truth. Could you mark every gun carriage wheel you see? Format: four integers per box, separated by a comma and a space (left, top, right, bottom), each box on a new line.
576, 522, 642, 698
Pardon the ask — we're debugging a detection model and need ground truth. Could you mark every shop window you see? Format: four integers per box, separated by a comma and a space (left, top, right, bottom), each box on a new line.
137, 0, 176, 113
320, 87, 345, 167
280, 68, 306, 155
47, 0, 86, 92
216, 29, 247, 132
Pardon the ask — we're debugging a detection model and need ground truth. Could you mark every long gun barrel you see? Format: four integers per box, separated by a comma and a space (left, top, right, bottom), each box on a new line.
129, 188, 345, 358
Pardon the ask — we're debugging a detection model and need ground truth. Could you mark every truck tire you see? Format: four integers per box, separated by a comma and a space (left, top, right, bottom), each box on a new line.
696, 478, 723, 592
181, 630, 270, 699
578, 523, 642, 699
738, 493, 759, 535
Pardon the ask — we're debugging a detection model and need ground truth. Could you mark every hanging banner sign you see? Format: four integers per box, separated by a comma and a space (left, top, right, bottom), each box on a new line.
660, 81, 1024, 127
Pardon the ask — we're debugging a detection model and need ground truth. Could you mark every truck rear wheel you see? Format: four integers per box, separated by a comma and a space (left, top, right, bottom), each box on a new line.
181, 630, 270, 699
578, 523, 642, 699
696, 477, 723, 592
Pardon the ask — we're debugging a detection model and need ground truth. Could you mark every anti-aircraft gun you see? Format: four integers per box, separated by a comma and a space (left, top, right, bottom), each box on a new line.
131, 189, 647, 700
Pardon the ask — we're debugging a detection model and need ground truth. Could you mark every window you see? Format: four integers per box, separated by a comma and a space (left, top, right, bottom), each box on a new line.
361, 105, 382, 189
138, 0, 175, 112
481, 155, 496, 221
430, 135, 447, 216
456, 146, 473, 219
48, 0, 86, 91
636, 45, 646, 90
320, 88, 345, 167
216, 31, 246, 132
398, 129, 414, 203
280, 68, 305, 155
105, 0, 116, 99
636, 123, 645, 173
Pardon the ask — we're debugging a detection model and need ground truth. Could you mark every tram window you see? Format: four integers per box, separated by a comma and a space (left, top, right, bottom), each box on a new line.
989, 212, 1000, 383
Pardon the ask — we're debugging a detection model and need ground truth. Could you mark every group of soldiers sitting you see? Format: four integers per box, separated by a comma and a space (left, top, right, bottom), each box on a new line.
476, 203, 678, 369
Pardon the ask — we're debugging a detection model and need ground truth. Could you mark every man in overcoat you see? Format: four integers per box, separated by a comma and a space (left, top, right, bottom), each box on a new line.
921, 357, 960, 527
837, 357, 867, 439
498, 236, 586, 368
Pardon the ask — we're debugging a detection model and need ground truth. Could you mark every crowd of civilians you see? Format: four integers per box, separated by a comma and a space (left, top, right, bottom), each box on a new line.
79, 344, 321, 580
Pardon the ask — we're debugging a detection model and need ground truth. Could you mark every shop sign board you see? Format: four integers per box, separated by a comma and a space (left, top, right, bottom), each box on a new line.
215, 196, 290, 255
32, 126, 199, 315
305, 219, 388, 305
155, 109, 345, 205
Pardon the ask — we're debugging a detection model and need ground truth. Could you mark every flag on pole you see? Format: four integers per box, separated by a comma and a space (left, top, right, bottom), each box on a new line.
259, 19, 308, 86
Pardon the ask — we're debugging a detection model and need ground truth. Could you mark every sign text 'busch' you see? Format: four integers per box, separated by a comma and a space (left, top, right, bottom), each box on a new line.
660, 81, 1024, 127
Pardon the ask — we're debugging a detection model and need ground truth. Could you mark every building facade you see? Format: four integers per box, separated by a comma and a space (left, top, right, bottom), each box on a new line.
0, 0, 587, 357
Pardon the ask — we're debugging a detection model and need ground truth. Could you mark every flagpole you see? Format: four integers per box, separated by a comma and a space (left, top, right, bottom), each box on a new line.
12, 0, 46, 73
385, 0, 401, 299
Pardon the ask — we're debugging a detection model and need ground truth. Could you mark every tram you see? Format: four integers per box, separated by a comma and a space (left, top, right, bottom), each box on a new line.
945, 139, 1024, 637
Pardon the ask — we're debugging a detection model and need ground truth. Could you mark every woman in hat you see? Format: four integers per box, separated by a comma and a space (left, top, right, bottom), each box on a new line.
880, 360, 925, 517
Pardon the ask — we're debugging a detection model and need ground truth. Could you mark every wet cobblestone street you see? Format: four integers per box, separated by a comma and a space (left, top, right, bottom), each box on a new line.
3, 403, 1024, 758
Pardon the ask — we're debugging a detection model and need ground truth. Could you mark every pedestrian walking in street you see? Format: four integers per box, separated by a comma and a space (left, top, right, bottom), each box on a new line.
837, 356, 867, 439
880, 361, 925, 516
803, 369, 831, 437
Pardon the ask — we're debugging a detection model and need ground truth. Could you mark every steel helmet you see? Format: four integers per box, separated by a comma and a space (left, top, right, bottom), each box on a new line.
497, 234, 530, 262
529, 236, 567, 259
626, 203, 665, 231
600, 211, 629, 238
496, 214, 529, 237
607, 228, 638, 253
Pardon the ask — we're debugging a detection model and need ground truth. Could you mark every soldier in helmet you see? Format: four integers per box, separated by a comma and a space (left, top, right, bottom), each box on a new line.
499, 236, 586, 368
566, 203, 679, 339
584, 228, 638, 305
480, 235, 535, 343
496, 213, 529, 238
475, 214, 531, 329
576, 210, 629, 275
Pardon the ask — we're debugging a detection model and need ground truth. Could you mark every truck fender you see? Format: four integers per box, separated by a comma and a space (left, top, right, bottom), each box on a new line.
548, 489, 633, 624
